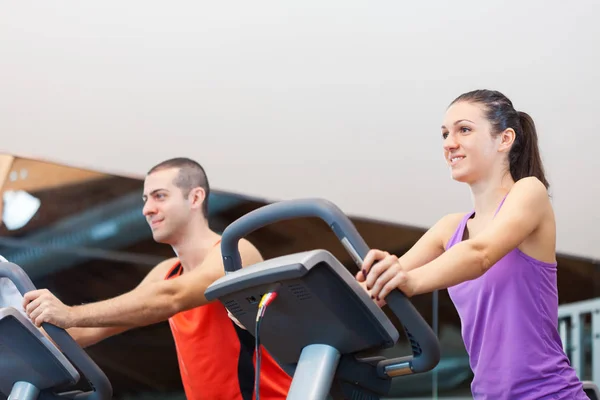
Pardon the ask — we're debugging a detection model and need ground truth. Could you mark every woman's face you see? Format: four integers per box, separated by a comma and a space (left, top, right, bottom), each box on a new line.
441, 101, 503, 184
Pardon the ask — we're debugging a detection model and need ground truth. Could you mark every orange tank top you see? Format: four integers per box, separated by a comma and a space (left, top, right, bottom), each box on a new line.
164, 259, 292, 400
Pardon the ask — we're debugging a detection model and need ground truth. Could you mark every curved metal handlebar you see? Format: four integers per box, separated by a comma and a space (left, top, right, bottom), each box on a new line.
219, 198, 440, 374
0, 261, 112, 399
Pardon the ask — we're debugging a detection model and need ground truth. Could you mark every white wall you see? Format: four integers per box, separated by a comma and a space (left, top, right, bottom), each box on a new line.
1, 1, 599, 259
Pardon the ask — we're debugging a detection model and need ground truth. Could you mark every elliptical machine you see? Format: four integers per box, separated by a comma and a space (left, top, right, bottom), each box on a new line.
204, 198, 441, 399
0, 258, 112, 400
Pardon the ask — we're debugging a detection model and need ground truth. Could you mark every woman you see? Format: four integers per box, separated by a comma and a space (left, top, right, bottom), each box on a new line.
358, 89, 587, 399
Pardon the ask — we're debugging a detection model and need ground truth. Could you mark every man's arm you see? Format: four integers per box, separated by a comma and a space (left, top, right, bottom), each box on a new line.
60, 257, 179, 347
23, 240, 262, 329
63, 326, 129, 348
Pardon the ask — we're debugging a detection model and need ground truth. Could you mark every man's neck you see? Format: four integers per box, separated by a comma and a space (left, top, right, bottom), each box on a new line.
171, 223, 221, 273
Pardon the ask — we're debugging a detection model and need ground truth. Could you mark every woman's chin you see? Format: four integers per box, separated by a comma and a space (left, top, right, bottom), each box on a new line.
450, 170, 473, 184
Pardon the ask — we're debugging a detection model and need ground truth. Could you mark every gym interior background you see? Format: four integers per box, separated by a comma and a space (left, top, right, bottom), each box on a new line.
0, 154, 597, 400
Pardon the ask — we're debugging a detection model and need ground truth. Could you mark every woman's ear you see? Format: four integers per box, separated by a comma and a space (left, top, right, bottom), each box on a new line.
498, 128, 516, 153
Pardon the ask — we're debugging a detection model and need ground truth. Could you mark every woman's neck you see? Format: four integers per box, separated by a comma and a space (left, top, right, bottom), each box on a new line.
469, 173, 514, 219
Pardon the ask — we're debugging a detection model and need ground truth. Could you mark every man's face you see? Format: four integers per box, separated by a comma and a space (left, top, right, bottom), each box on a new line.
142, 168, 191, 244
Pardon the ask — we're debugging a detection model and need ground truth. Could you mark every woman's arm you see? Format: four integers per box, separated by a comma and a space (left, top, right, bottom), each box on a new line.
363, 177, 551, 300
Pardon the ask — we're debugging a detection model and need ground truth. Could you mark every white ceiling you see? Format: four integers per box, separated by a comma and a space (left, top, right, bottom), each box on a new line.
1, 1, 599, 260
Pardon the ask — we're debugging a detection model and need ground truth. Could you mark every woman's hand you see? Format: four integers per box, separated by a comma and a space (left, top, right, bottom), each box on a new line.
356, 249, 416, 301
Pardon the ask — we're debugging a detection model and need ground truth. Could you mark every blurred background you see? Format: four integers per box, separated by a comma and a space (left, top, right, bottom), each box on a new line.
0, 154, 597, 399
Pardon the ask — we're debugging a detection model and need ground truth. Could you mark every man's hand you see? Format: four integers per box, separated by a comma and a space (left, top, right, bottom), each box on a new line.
23, 289, 74, 328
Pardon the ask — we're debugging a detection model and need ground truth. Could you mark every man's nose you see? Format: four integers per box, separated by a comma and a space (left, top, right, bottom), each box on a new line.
142, 201, 155, 216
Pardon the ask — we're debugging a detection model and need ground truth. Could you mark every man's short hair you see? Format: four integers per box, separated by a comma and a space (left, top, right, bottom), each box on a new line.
147, 157, 210, 216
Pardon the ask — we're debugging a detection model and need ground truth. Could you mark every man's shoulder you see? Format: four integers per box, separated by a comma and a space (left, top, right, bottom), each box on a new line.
212, 237, 263, 265
238, 237, 260, 252
154, 257, 180, 276
156, 256, 180, 268
137, 257, 180, 287
238, 238, 263, 265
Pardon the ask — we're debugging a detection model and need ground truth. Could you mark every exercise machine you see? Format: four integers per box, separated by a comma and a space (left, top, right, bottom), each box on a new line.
204, 198, 441, 400
0, 259, 112, 400
584, 381, 600, 400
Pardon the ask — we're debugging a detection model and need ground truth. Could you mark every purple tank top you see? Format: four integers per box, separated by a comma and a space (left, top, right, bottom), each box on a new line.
446, 197, 587, 399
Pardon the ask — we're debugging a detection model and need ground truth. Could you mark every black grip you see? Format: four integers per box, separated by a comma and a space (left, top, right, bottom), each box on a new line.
219, 198, 440, 374
0, 261, 113, 399
384, 293, 440, 373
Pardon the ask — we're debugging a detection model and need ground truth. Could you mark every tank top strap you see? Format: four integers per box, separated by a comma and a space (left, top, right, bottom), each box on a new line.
493, 193, 510, 217
164, 239, 222, 280
446, 211, 474, 250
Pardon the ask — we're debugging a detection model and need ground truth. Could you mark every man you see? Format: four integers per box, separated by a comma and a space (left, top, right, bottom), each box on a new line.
22, 157, 293, 400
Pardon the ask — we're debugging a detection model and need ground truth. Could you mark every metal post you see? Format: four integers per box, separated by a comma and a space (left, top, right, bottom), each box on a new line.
287, 344, 341, 400
571, 312, 582, 377
8, 381, 40, 400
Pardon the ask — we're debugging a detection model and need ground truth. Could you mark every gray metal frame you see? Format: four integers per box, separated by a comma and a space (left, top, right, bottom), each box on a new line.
287, 344, 341, 400
218, 198, 440, 371
0, 307, 81, 398
206, 198, 441, 399
0, 259, 112, 400
584, 380, 600, 400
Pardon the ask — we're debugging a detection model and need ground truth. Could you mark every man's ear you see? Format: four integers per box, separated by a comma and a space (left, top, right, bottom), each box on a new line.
189, 187, 206, 210
498, 128, 516, 153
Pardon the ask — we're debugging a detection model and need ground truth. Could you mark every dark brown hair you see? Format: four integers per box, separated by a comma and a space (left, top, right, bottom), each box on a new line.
450, 89, 549, 189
